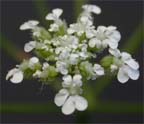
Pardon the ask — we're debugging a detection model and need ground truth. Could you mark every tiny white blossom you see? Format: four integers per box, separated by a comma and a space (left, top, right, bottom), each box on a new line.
56, 61, 68, 75
58, 49, 70, 60
20, 20, 39, 30
117, 65, 139, 83
54, 74, 88, 115
29, 57, 39, 64
69, 53, 79, 65
6, 68, 23, 83
58, 35, 79, 50
24, 41, 36, 53
28, 57, 39, 69
46, 8, 63, 32
42, 62, 49, 70
82, 4, 101, 15
67, 19, 96, 38
89, 38, 101, 48
46, 8, 63, 21
89, 26, 121, 49
62, 74, 82, 88
49, 23, 59, 32
33, 70, 42, 78
109, 49, 139, 83
55, 47, 63, 54
93, 64, 104, 76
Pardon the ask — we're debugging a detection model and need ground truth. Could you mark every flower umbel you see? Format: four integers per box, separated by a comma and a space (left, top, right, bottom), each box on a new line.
6, 4, 140, 115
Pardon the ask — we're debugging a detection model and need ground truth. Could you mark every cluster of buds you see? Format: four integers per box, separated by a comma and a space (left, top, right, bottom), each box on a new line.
6, 4, 139, 115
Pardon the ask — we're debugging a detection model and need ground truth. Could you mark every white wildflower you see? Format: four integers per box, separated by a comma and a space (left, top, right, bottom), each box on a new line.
56, 61, 68, 75
46, 8, 63, 32
6, 68, 23, 83
89, 26, 121, 49
54, 74, 88, 115
93, 64, 104, 76
28, 57, 39, 69
24, 41, 36, 52
46, 8, 63, 21
67, 21, 96, 38
109, 49, 139, 83
42, 62, 49, 70
62, 74, 82, 88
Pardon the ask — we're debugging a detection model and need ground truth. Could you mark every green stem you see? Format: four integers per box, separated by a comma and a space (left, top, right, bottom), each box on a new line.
74, 0, 89, 21
33, 0, 49, 27
0, 34, 30, 62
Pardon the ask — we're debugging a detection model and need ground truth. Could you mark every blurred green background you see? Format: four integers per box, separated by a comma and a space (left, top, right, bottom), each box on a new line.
0, 0, 143, 123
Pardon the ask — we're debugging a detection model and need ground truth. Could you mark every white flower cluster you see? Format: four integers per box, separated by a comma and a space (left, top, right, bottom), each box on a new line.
6, 4, 140, 115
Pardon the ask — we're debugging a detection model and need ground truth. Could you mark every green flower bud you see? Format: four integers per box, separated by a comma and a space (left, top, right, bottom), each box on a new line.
100, 56, 113, 69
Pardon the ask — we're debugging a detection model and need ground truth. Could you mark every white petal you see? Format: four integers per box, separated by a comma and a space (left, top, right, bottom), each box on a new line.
80, 16, 93, 26
56, 61, 68, 75
67, 28, 75, 34
54, 89, 69, 107
97, 26, 107, 33
69, 54, 79, 65
33, 70, 42, 77
28, 20, 39, 26
49, 23, 59, 32
86, 30, 95, 39
45, 13, 55, 20
117, 67, 129, 83
29, 57, 39, 64
96, 68, 104, 76
10, 70, 23, 83
75, 95, 88, 111
89, 38, 96, 48
61, 69, 68, 75
73, 74, 82, 81
52, 8, 63, 18
6, 68, 18, 80
109, 48, 121, 57
121, 52, 132, 61
24, 41, 36, 52
73, 74, 82, 86
107, 26, 117, 31
20, 20, 39, 30
42, 62, 49, 70
63, 75, 72, 83
94, 64, 104, 75
102, 40, 108, 48
89, 38, 101, 48
62, 96, 75, 115
125, 59, 139, 70
111, 31, 121, 42
127, 67, 140, 80
107, 39, 118, 49
82, 4, 101, 14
